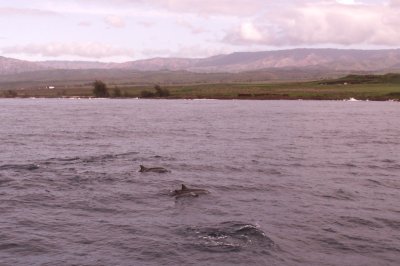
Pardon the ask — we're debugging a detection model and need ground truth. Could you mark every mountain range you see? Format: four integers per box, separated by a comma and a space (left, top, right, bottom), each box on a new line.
1, 48, 400, 88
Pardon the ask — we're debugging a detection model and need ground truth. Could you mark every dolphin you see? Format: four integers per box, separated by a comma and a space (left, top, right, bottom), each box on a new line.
171, 184, 209, 198
139, 165, 170, 173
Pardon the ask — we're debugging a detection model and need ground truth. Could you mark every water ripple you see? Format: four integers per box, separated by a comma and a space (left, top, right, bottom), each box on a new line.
177, 221, 277, 253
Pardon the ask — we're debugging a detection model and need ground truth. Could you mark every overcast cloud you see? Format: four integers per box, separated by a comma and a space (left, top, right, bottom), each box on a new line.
104, 15, 126, 28
224, 2, 400, 46
0, 0, 398, 61
3, 42, 134, 58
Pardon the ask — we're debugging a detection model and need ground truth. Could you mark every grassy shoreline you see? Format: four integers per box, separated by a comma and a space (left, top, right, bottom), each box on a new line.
1, 74, 400, 101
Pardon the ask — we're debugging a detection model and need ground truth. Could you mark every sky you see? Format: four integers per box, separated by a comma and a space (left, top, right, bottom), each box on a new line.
0, 0, 399, 62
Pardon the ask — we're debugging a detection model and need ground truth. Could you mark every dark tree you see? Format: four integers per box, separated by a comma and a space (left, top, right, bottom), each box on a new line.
139, 85, 170, 98
140, 90, 155, 98
93, 80, 110, 97
154, 84, 170, 97
4, 90, 18, 98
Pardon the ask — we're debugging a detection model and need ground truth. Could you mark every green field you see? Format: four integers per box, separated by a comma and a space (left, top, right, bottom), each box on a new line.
1, 73, 400, 101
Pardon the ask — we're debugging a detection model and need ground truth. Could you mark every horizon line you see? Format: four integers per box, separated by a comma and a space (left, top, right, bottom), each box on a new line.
1, 47, 400, 64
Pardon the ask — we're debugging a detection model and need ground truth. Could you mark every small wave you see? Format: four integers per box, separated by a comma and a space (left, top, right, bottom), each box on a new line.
381, 159, 397, 164
343, 163, 358, 168
326, 162, 359, 169
366, 162, 400, 171
322, 227, 336, 233
45, 152, 140, 165
374, 218, 400, 230
177, 163, 220, 172
366, 179, 383, 186
67, 175, 94, 185
0, 164, 39, 171
216, 184, 275, 193
225, 165, 245, 172
253, 168, 283, 175
65, 200, 121, 214
365, 179, 400, 189
339, 216, 382, 228
148, 155, 177, 162
388, 164, 400, 170
320, 189, 355, 201
316, 237, 353, 251
0, 240, 51, 254
344, 98, 361, 102
41, 157, 81, 166
87, 151, 140, 161
177, 221, 276, 253
50, 156, 81, 162
0, 177, 14, 186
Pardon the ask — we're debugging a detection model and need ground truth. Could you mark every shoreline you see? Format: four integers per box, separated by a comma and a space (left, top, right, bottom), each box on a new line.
0, 96, 399, 102
1, 73, 400, 102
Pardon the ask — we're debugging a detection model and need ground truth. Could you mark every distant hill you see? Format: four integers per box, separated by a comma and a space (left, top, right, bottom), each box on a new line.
120, 58, 199, 71
36, 61, 118, 70
1, 48, 400, 89
0, 56, 45, 75
2, 48, 400, 74
106, 48, 400, 72
189, 49, 400, 72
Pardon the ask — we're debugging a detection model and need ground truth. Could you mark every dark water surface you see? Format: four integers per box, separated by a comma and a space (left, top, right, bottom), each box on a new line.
0, 99, 399, 266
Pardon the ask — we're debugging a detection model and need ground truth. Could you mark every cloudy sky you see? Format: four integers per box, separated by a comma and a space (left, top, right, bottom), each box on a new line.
1, 0, 399, 62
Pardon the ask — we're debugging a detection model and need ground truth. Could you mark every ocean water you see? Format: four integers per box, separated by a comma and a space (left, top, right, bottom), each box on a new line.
0, 98, 399, 266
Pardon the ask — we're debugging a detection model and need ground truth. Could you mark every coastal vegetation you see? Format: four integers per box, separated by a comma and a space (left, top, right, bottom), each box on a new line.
92, 80, 110, 97
140, 85, 170, 98
1, 73, 399, 101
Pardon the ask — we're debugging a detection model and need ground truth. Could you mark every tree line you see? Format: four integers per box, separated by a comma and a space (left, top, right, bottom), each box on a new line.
92, 80, 170, 98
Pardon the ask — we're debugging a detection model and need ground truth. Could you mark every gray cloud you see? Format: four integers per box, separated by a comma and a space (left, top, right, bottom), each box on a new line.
141, 45, 231, 58
390, 0, 400, 6
3, 0, 396, 60
2, 42, 133, 58
77, 0, 267, 17
78, 21, 92, 27
224, 2, 400, 46
0, 7, 58, 16
104, 15, 126, 28
148, 0, 266, 16
137, 20, 156, 28
176, 19, 207, 34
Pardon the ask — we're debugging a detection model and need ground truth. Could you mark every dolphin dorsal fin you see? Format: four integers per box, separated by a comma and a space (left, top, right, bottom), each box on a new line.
181, 184, 188, 190
139, 165, 146, 172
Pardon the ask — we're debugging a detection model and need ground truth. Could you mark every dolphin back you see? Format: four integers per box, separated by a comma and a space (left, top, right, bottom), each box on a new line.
139, 165, 147, 172
172, 184, 209, 198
